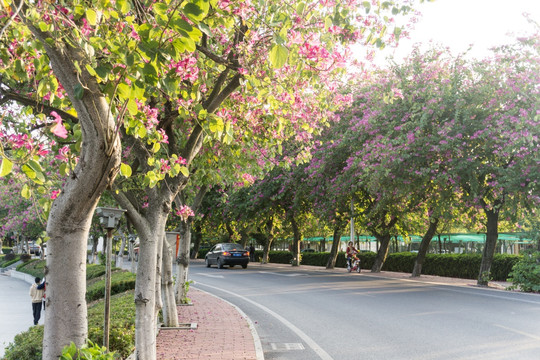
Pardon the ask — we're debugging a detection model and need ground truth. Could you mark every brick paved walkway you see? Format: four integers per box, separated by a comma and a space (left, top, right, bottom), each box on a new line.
156, 289, 258, 360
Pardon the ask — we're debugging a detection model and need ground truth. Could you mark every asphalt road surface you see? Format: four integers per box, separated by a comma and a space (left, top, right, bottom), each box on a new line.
188, 260, 540, 360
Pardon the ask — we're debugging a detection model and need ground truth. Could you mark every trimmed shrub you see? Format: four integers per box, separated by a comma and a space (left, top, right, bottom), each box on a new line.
86, 270, 136, 302
4, 291, 135, 359
508, 251, 540, 293
300, 251, 376, 270
0, 254, 19, 268
3, 325, 43, 360
15, 259, 45, 278
20, 253, 32, 262
2, 247, 12, 254
87, 291, 135, 358
87, 264, 107, 280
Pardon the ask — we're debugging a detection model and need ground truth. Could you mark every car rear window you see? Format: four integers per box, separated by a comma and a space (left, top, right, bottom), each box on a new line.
222, 243, 244, 251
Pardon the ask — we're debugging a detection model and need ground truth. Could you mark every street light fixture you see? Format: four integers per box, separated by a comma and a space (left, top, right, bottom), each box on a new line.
95, 207, 126, 352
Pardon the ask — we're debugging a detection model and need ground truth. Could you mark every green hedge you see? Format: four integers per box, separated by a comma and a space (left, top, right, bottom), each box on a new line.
86, 270, 137, 302
15, 259, 45, 278
2, 247, 12, 254
87, 291, 135, 357
299, 251, 519, 281
0, 255, 19, 268
3, 325, 44, 360
87, 264, 108, 280
4, 291, 135, 359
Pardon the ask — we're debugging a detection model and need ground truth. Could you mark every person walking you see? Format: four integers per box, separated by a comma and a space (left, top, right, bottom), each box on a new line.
249, 244, 255, 262
29, 277, 45, 325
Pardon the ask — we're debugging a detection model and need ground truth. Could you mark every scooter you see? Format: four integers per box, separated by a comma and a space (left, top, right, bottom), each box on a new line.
347, 256, 361, 273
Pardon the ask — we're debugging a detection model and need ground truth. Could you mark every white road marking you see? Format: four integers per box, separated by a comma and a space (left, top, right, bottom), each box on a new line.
197, 282, 334, 360
194, 273, 224, 279
494, 324, 540, 341
258, 271, 307, 277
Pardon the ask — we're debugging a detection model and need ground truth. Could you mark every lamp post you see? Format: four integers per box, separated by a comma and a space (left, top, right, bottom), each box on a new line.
95, 207, 126, 352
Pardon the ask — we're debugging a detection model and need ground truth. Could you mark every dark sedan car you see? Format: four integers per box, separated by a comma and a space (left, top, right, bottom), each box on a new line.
205, 243, 249, 269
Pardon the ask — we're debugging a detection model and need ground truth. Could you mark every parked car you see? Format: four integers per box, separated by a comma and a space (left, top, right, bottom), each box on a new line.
29, 242, 41, 255
205, 243, 249, 269
301, 248, 316, 253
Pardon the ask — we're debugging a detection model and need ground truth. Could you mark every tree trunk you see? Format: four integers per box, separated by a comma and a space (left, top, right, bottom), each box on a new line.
412, 218, 439, 277
477, 208, 499, 286
91, 236, 99, 264
371, 234, 391, 272
262, 219, 274, 263
175, 222, 192, 304
155, 230, 164, 327
161, 233, 178, 327
290, 215, 301, 266
117, 232, 127, 267
190, 224, 202, 259
326, 227, 342, 269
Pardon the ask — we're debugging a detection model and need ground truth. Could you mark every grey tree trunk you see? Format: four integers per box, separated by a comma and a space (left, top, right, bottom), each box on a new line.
477, 208, 499, 286
412, 218, 439, 277
117, 232, 127, 267
175, 223, 191, 303
190, 224, 202, 259
19, 21, 123, 360
290, 215, 301, 266
371, 234, 391, 272
161, 233, 179, 327
262, 219, 274, 264
326, 226, 342, 269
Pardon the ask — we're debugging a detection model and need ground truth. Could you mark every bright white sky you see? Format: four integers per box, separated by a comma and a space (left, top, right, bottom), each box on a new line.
373, 0, 540, 64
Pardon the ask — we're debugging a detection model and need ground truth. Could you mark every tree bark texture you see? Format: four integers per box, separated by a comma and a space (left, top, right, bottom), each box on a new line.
477, 208, 499, 286
326, 226, 342, 269
412, 218, 439, 277
175, 222, 192, 304
262, 219, 274, 263
190, 224, 202, 259
290, 215, 301, 266
25, 22, 123, 360
371, 234, 391, 272
161, 233, 178, 327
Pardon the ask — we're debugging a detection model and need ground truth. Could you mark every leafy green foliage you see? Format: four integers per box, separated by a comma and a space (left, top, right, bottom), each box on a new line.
15, 258, 44, 277
3, 325, 43, 360
508, 251, 540, 293
86, 264, 108, 280
0, 253, 18, 268
86, 270, 136, 302
60, 341, 116, 360
4, 291, 135, 359
87, 291, 136, 358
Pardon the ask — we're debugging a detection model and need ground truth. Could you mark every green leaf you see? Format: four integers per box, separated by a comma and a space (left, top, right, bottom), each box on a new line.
127, 99, 138, 116
117, 83, 131, 99
151, 142, 161, 153
0, 158, 13, 177
120, 163, 132, 177
86, 9, 98, 26
269, 44, 288, 69
21, 184, 31, 199
153, 3, 168, 16
184, 3, 206, 22
179, 166, 189, 177
74, 83, 84, 100
22, 164, 36, 179
60, 163, 69, 176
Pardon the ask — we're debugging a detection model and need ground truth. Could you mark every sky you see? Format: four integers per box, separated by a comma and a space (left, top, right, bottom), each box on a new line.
373, 0, 540, 64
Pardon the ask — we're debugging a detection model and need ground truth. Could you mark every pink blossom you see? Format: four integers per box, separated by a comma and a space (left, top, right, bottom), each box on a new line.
50, 111, 68, 139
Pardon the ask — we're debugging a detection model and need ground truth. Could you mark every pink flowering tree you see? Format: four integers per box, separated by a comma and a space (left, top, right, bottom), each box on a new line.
1, 0, 420, 357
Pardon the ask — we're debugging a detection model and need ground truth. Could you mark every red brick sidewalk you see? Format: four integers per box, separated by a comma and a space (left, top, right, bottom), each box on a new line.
156, 289, 259, 360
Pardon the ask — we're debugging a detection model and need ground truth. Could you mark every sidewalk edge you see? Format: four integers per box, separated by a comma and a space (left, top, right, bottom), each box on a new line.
192, 286, 265, 360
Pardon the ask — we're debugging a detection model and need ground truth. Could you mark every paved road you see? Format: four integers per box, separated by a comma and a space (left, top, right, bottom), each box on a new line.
188, 261, 540, 360
0, 274, 35, 358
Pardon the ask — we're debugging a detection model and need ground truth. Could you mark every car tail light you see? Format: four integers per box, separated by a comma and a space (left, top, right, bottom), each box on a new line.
245, 251, 250, 256
222, 251, 231, 256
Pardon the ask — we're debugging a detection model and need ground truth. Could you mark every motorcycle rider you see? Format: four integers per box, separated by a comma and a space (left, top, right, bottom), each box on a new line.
346, 241, 359, 270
